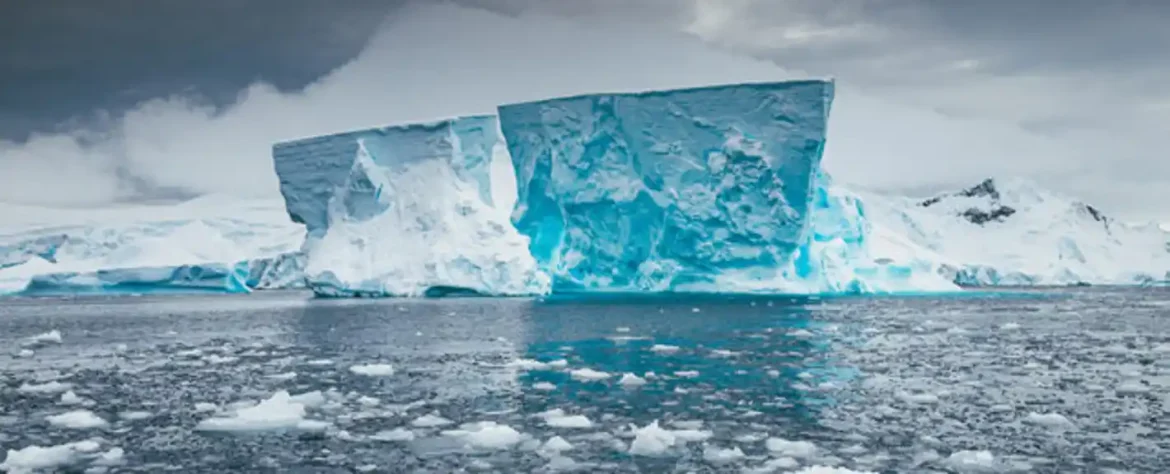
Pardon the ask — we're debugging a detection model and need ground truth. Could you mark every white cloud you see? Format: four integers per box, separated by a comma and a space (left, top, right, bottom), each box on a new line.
0, 0, 1166, 221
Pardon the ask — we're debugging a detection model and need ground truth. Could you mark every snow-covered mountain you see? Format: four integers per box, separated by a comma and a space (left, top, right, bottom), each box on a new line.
860, 178, 1170, 286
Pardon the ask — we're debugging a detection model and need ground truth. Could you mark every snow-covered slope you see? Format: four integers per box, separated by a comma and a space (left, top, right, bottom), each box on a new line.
0, 197, 304, 295
860, 178, 1170, 286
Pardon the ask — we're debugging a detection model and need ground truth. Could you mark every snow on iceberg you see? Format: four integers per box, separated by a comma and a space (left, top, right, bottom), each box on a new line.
862, 177, 1170, 286
0, 198, 305, 296
272, 116, 549, 297
497, 80, 954, 294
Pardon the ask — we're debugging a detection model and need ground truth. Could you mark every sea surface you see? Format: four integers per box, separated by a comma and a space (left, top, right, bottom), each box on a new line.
1, 288, 1167, 473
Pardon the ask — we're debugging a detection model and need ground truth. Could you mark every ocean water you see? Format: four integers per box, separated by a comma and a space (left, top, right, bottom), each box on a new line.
0, 288, 1167, 473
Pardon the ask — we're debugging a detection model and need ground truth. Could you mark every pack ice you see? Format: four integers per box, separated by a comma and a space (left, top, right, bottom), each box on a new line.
272, 116, 549, 297
497, 80, 955, 293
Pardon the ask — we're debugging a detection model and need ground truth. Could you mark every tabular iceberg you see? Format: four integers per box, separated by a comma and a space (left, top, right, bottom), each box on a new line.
496, 80, 948, 293
0, 204, 305, 296
272, 116, 549, 297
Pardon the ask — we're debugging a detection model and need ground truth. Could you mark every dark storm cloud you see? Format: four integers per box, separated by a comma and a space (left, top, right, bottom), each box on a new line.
0, 0, 1167, 219
0, 0, 398, 140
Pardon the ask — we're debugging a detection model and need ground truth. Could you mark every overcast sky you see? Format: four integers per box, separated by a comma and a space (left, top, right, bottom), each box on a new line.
1, 0, 1167, 220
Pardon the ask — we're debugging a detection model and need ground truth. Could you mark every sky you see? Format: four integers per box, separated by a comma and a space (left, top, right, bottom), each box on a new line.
0, 0, 1167, 220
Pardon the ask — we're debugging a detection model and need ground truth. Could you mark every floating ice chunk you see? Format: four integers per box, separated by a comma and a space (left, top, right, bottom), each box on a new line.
411, 412, 454, 428
58, 391, 84, 406
0, 440, 102, 473
672, 428, 714, 443
765, 437, 818, 458
898, 391, 940, 405
46, 410, 108, 429
442, 421, 525, 450
999, 322, 1021, 331
618, 373, 647, 387
945, 450, 996, 472
532, 382, 557, 391
118, 411, 152, 421
674, 370, 700, 378
93, 447, 125, 466
288, 390, 326, 408
203, 355, 238, 364
194, 390, 326, 432
538, 409, 593, 429
703, 445, 746, 464
734, 433, 766, 443
22, 329, 62, 346
305, 359, 334, 366
628, 421, 678, 457
1024, 412, 1076, 429
194, 402, 218, 413
794, 467, 877, 474
627, 420, 712, 456
569, 368, 611, 381
745, 457, 800, 473
349, 363, 395, 376
542, 436, 574, 452
371, 428, 416, 442
710, 349, 738, 358
16, 349, 34, 358
357, 396, 380, 407
1115, 380, 1150, 395
650, 344, 680, 354
666, 421, 701, 431
18, 381, 72, 394
507, 359, 568, 371
265, 372, 298, 381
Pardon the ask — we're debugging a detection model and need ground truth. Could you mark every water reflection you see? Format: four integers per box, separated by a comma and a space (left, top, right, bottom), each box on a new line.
516, 294, 848, 429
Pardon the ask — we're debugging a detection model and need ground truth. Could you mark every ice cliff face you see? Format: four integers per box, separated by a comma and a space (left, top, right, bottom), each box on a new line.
862, 178, 1170, 286
272, 116, 548, 297
495, 80, 930, 293
0, 202, 303, 295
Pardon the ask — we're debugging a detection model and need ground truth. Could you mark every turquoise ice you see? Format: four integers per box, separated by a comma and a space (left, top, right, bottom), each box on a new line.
497, 81, 837, 292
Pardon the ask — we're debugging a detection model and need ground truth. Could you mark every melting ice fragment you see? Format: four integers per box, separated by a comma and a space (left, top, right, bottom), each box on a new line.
272, 115, 549, 297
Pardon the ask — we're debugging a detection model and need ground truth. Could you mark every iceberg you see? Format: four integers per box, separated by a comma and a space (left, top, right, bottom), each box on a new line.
0, 198, 305, 296
20, 261, 251, 296
497, 81, 832, 292
272, 116, 548, 297
496, 80, 950, 293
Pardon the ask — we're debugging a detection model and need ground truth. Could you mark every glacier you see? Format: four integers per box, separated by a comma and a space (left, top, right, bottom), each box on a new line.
495, 80, 955, 293
861, 178, 1170, 287
0, 198, 305, 296
272, 116, 549, 297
